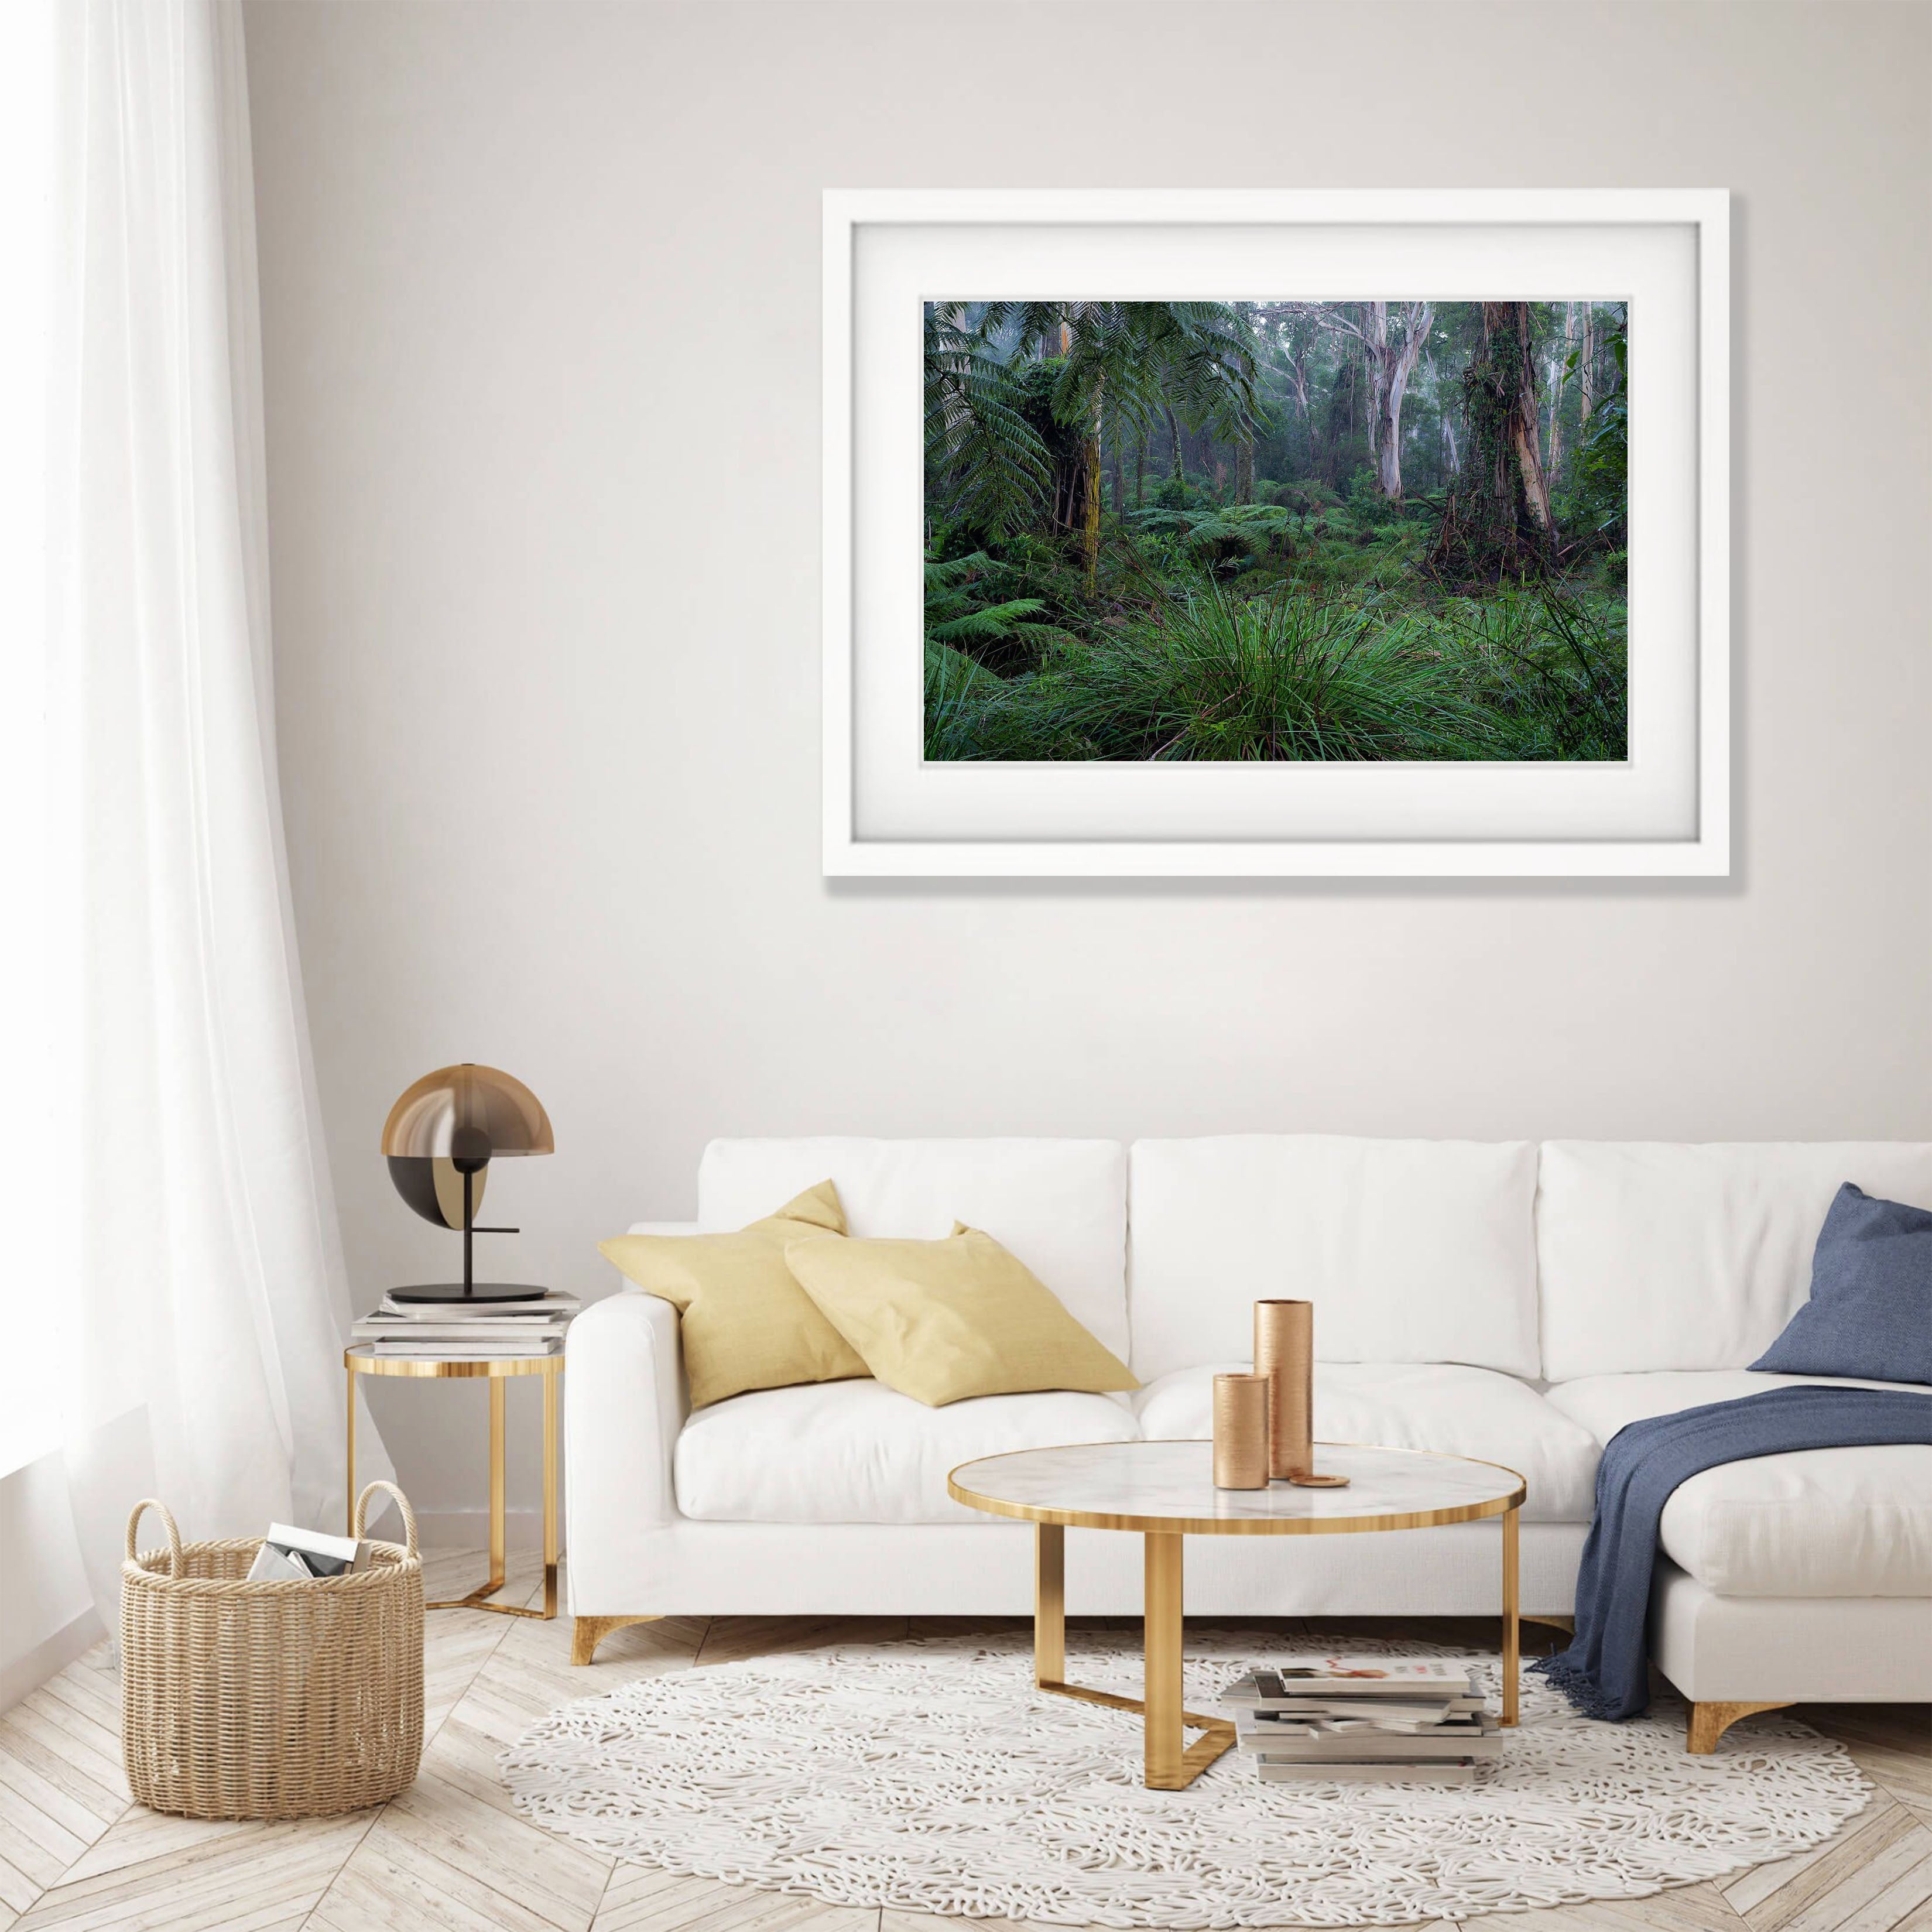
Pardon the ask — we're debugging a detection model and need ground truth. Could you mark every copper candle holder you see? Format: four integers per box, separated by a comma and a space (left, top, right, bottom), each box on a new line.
1211, 1373, 1270, 1489
1253, 1299, 1350, 1488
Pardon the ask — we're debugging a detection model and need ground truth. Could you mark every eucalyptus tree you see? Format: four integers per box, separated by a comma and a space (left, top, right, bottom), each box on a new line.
925, 300, 1259, 594
1426, 301, 1556, 584
1567, 306, 1628, 544
1362, 302, 1434, 502
1273, 311, 1318, 448
1579, 302, 1597, 423
1546, 302, 1576, 482
1485, 301, 1554, 533
1254, 302, 1431, 502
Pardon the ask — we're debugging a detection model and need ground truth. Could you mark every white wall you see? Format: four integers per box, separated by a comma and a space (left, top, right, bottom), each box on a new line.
0, 1458, 100, 1710
241, 0, 1932, 1526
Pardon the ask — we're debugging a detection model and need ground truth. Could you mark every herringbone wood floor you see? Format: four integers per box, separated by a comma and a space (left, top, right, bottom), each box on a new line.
1, 1553, 1926, 1931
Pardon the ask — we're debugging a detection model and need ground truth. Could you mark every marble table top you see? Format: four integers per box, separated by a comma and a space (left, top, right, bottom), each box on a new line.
948, 1440, 1524, 1534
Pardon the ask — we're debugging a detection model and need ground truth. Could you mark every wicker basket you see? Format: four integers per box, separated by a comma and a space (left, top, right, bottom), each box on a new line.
121, 1481, 424, 1819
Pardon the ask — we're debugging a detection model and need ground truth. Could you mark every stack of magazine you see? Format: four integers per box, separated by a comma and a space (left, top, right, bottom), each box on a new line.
350, 1290, 579, 1359
246, 1522, 372, 1582
1221, 1660, 1501, 1783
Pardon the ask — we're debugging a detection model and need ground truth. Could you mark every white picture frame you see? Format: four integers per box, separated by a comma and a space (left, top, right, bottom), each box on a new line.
823, 189, 1728, 878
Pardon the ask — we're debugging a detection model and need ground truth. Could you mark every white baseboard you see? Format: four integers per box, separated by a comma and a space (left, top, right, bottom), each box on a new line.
407, 1507, 561, 1553
2, 1606, 108, 1714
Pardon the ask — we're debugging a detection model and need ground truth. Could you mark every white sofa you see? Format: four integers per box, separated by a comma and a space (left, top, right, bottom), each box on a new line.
566, 1136, 1932, 1746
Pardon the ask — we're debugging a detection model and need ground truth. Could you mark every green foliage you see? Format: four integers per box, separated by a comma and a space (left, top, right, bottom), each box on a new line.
922, 550, 1071, 675
1440, 588, 1628, 760
923, 642, 1036, 761
924, 300, 1260, 548
1177, 516, 1259, 567
1040, 300, 1260, 445
923, 300, 1628, 763
925, 568, 1628, 764
1345, 467, 1385, 518
1564, 322, 1628, 547
1269, 479, 1341, 513
922, 310, 1051, 543
928, 597, 1052, 645
1120, 503, 1297, 571
1288, 522, 1421, 593
1030, 577, 1498, 761
1427, 302, 1557, 585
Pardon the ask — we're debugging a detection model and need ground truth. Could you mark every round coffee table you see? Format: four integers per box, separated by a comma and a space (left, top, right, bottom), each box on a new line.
948, 1439, 1526, 1790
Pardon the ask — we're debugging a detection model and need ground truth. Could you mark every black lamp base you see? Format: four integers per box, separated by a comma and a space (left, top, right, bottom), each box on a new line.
388, 1282, 553, 1306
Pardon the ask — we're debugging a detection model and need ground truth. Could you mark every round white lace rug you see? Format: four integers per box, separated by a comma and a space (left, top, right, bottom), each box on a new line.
501, 1632, 1870, 1927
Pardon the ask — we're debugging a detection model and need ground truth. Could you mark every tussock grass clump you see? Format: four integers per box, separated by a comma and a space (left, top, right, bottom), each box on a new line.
1440, 588, 1628, 761
996, 576, 1499, 762
923, 561, 1628, 766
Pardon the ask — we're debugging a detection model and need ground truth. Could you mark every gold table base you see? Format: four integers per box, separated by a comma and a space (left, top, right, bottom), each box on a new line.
1028, 1504, 1520, 1789
1034, 1523, 1236, 1789
344, 1347, 561, 1619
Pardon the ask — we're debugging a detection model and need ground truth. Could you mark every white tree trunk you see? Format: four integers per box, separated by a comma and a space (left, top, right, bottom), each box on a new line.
1580, 303, 1596, 425
1547, 302, 1574, 479
1513, 415, 1554, 532
1364, 305, 1389, 477
1290, 351, 1312, 458
1371, 302, 1433, 502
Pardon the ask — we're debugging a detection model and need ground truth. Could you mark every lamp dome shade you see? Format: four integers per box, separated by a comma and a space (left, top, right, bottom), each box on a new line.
389, 1155, 487, 1231
381, 1064, 554, 1166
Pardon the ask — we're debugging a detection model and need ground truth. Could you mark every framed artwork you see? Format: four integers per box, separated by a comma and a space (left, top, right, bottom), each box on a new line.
823, 190, 1728, 877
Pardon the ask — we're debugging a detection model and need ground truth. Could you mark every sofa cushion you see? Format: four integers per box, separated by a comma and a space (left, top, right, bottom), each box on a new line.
598, 1181, 865, 1408
1132, 1362, 1598, 1522
674, 1379, 1139, 1525
1536, 1142, 1932, 1381
1127, 1137, 1540, 1382
1546, 1371, 1932, 1597
786, 1226, 1138, 1406
1751, 1184, 1932, 1385
698, 1138, 1130, 1361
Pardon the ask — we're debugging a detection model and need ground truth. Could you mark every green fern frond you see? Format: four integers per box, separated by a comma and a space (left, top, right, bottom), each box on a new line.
927, 598, 1050, 643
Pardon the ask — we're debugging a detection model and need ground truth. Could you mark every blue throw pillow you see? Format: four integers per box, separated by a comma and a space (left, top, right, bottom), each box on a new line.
1751, 1182, 1932, 1384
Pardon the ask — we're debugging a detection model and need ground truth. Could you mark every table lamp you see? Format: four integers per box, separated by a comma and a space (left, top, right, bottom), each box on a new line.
382, 1063, 554, 1303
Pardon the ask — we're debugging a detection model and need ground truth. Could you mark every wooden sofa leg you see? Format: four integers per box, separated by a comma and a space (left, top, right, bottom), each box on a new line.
1687, 1700, 1791, 1753
573, 1614, 662, 1666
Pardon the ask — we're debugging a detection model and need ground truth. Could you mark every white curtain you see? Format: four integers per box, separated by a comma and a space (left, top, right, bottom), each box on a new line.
43, 0, 388, 1616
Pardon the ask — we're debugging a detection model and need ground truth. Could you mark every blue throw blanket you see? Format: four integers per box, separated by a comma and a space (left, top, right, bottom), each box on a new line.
1535, 1385, 1932, 1721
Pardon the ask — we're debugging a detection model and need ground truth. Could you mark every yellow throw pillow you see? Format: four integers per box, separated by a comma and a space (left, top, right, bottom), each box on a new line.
783, 1223, 1138, 1407
598, 1181, 868, 1408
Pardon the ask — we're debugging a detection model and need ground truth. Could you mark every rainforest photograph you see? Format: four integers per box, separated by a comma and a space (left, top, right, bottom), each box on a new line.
923, 299, 1628, 763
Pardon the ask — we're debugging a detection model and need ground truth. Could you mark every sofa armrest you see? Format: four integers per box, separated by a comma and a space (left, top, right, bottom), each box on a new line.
566, 1289, 686, 1556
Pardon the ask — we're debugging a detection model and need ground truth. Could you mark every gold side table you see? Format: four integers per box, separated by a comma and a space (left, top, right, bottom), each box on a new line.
345, 1345, 561, 1619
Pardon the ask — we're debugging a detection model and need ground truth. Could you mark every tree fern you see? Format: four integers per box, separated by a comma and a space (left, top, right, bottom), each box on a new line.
924, 306, 1051, 541
923, 549, 1069, 674
924, 301, 1260, 547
